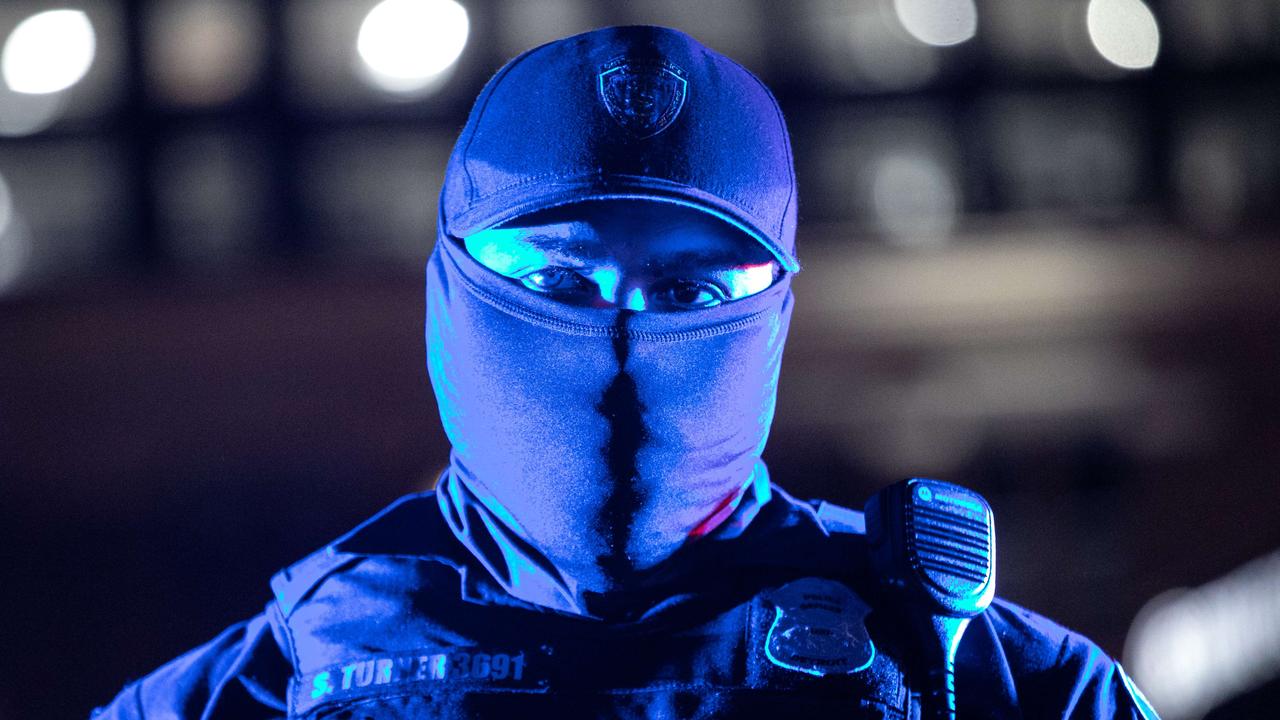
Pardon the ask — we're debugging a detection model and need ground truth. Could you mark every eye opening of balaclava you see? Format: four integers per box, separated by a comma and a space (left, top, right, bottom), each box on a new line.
426, 25, 800, 618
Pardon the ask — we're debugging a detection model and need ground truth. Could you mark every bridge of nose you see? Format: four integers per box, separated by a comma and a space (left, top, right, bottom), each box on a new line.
584, 266, 651, 311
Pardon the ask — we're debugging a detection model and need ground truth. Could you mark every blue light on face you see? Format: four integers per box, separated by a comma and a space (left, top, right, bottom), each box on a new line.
460, 199, 780, 312
590, 266, 621, 306
463, 227, 554, 275
426, 282, 466, 454
620, 286, 646, 311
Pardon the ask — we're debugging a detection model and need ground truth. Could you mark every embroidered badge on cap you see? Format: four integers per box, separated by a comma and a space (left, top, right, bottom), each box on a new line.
764, 577, 876, 677
597, 58, 688, 138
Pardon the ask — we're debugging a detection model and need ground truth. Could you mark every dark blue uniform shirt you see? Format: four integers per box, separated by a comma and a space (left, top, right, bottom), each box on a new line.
92, 486, 1158, 719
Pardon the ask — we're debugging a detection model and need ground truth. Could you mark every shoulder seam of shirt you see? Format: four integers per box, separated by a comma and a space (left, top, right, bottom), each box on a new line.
1051, 631, 1073, 668
271, 600, 303, 679
130, 679, 146, 719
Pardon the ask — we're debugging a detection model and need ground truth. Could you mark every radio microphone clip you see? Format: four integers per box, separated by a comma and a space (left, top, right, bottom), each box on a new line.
865, 478, 996, 720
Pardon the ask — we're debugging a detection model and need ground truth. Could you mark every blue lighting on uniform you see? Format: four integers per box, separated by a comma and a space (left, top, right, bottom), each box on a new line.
764, 607, 825, 677
763, 606, 877, 677
310, 670, 334, 699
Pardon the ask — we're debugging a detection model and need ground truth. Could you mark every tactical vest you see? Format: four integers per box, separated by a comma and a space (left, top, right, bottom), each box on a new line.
265, 492, 1023, 719
94, 488, 1156, 719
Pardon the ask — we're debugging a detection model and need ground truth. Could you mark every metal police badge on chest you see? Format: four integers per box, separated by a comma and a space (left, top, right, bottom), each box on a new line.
763, 577, 876, 677
597, 58, 688, 138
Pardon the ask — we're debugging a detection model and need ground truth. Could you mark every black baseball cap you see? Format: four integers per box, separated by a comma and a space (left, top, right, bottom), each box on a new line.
440, 25, 800, 272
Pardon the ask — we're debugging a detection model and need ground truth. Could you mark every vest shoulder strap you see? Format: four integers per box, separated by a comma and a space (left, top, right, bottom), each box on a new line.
269, 545, 361, 618
814, 499, 866, 536
269, 490, 458, 618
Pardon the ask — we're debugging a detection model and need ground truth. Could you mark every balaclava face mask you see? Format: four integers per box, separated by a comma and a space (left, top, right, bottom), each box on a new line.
427, 26, 800, 618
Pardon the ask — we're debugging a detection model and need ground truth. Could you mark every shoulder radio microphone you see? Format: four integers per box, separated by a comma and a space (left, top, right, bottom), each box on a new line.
865, 478, 996, 720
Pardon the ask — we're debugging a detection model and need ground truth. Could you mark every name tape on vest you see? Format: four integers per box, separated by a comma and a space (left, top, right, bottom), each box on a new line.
292, 647, 541, 714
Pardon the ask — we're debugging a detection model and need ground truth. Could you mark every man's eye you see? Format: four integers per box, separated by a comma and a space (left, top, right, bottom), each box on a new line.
657, 280, 727, 310
520, 267, 588, 294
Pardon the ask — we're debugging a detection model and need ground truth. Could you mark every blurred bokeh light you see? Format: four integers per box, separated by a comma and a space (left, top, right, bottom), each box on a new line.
356, 0, 470, 95
145, 0, 265, 106
870, 149, 960, 246
0, 170, 27, 292
894, 0, 978, 47
1086, 0, 1161, 70
2, 9, 97, 94
0, 82, 65, 136
1126, 552, 1280, 719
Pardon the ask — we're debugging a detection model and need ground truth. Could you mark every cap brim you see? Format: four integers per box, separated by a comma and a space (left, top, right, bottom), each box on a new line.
445, 175, 800, 273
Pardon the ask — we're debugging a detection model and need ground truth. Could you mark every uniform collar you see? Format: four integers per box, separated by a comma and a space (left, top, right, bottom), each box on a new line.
434, 460, 777, 621
328, 467, 858, 625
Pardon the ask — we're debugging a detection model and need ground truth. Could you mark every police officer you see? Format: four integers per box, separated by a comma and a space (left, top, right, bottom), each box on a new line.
94, 26, 1159, 719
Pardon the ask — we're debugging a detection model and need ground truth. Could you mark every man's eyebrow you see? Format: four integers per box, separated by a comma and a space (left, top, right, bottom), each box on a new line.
517, 232, 774, 271
520, 233, 607, 262
645, 248, 774, 271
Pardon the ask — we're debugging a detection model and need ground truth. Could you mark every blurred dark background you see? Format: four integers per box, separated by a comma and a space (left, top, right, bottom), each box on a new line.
1, 1, 1278, 718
